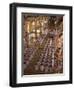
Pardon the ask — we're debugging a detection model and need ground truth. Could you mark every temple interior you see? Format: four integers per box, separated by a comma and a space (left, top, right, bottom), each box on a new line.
22, 14, 63, 75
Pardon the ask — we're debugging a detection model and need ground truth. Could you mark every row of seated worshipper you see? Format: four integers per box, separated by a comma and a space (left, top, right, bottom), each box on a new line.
23, 33, 48, 70
34, 39, 53, 73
